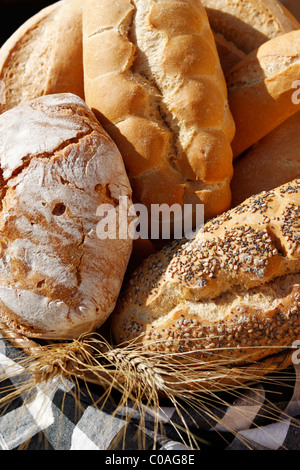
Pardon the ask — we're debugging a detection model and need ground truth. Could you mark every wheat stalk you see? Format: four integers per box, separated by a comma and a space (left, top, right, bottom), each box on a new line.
0, 321, 296, 450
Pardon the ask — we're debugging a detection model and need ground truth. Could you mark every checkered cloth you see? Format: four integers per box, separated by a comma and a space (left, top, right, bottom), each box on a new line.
0, 334, 300, 451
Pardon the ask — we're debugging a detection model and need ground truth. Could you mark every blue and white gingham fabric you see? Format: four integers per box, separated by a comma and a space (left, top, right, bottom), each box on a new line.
0, 334, 300, 451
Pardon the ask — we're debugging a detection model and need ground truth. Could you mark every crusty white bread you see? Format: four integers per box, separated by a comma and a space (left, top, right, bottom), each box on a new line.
83, 0, 235, 223
111, 179, 300, 365
231, 111, 300, 207
0, 93, 133, 340
227, 30, 300, 158
200, 0, 300, 75
202, 0, 300, 54
0, 0, 84, 114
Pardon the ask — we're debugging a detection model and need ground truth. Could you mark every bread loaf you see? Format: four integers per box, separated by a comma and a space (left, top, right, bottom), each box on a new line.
201, 0, 300, 54
227, 30, 300, 158
83, 0, 235, 223
282, 0, 300, 21
231, 112, 300, 207
213, 32, 246, 74
111, 179, 300, 365
0, 93, 133, 339
0, 0, 84, 114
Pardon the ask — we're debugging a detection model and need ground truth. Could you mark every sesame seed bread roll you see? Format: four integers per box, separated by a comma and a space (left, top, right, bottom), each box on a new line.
83, 0, 235, 222
111, 179, 300, 365
227, 30, 300, 158
0, 0, 84, 114
231, 112, 300, 207
201, 0, 300, 54
0, 93, 133, 340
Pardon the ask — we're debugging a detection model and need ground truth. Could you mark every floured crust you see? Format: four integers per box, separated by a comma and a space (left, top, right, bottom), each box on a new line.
201, 0, 300, 54
227, 29, 300, 158
111, 179, 300, 365
0, 0, 84, 114
0, 93, 133, 339
83, 0, 235, 223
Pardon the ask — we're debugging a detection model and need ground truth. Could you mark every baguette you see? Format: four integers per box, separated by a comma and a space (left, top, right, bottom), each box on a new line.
0, 93, 133, 340
111, 179, 300, 365
83, 0, 235, 223
227, 30, 300, 158
202, 0, 300, 54
231, 111, 300, 207
0, 0, 84, 114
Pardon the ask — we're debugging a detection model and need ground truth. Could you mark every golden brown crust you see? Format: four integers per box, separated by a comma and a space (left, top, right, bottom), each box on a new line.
284, 0, 300, 21
231, 111, 300, 207
202, 0, 300, 54
0, 0, 84, 114
111, 179, 300, 365
227, 30, 300, 158
213, 32, 246, 74
0, 93, 133, 340
83, 0, 235, 222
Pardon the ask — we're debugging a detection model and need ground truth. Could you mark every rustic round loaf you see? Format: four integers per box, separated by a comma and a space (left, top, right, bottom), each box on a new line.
0, 0, 84, 115
111, 179, 300, 365
0, 93, 133, 339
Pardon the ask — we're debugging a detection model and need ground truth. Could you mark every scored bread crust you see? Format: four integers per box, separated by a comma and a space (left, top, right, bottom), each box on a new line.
0, 93, 133, 340
83, 0, 235, 222
201, 0, 300, 54
111, 179, 300, 365
0, 0, 84, 114
227, 29, 300, 158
